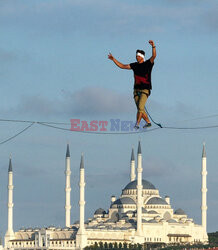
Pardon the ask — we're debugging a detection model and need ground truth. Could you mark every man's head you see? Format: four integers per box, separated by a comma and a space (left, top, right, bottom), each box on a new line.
136, 49, 145, 63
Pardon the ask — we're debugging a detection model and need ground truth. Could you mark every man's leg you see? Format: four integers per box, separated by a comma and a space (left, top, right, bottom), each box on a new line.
134, 91, 140, 127
142, 112, 150, 124
137, 112, 143, 125
138, 93, 151, 124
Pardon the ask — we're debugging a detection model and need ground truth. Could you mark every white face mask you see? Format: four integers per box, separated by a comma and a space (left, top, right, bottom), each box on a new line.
136, 52, 145, 59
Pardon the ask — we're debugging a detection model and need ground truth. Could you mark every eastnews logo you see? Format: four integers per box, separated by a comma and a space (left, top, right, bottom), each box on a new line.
70, 119, 149, 132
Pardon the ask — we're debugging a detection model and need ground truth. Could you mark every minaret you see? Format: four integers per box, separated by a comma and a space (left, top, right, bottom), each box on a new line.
201, 143, 207, 236
79, 154, 85, 232
76, 154, 87, 249
136, 141, 143, 237
5, 156, 15, 247
65, 144, 71, 227
130, 148, 136, 182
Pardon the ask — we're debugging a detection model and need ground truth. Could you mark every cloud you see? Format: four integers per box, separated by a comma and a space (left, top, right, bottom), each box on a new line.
1, 85, 200, 125
3, 87, 134, 118
0, 48, 29, 77
68, 87, 133, 115
202, 8, 218, 32
0, 49, 18, 63
14, 95, 61, 117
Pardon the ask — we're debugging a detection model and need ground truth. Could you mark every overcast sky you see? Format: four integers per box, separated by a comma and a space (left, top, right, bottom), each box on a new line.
0, 0, 218, 237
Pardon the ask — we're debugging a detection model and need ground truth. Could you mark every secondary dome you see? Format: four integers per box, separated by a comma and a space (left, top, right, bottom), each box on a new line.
113, 197, 136, 205
147, 197, 168, 205
174, 208, 186, 215
124, 180, 156, 190
94, 208, 106, 215
110, 197, 136, 208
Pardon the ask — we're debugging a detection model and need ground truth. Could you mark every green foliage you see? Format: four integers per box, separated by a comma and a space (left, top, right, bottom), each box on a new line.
208, 231, 218, 244
108, 242, 113, 249
114, 242, 118, 248
104, 242, 108, 249
85, 234, 218, 250
123, 242, 128, 249
99, 242, 104, 249
161, 243, 217, 250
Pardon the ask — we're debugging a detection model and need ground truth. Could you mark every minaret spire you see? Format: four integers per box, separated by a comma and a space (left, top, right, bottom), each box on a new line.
201, 142, 208, 240
8, 155, 12, 172
65, 144, 71, 227
5, 156, 15, 247
130, 148, 136, 182
66, 143, 70, 158
202, 142, 206, 158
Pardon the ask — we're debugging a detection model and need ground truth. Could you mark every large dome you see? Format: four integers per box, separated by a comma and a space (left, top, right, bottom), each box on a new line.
124, 179, 156, 190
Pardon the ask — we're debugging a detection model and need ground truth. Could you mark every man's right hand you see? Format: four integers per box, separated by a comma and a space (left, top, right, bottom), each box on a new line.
108, 53, 114, 61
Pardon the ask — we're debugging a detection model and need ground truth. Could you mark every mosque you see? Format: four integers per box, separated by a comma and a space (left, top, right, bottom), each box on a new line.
3, 141, 208, 249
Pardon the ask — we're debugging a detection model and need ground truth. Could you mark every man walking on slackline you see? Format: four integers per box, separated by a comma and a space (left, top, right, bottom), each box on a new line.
108, 40, 156, 129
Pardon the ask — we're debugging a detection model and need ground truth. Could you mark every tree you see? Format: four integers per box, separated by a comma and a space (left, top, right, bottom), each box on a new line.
99, 242, 103, 249
109, 242, 113, 249
104, 242, 108, 249
114, 242, 118, 249
123, 242, 128, 249
94, 242, 98, 249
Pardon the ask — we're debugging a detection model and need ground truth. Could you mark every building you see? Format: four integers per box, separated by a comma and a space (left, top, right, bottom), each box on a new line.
3, 142, 208, 249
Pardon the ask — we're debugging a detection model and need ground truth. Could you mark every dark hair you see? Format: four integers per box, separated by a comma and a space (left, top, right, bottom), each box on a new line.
136, 49, 145, 55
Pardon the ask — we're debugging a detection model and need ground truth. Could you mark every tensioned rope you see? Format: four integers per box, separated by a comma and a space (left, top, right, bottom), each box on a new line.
37, 122, 160, 135
144, 108, 218, 130
1, 112, 218, 145
39, 121, 218, 131
0, 122, 35, 145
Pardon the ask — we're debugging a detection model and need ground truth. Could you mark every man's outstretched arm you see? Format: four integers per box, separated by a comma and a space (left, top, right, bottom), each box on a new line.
149, 40, 156, 64
108, 53, 131, 70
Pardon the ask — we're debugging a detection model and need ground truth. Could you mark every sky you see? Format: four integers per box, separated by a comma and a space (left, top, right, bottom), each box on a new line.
0, 0, 218, 239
